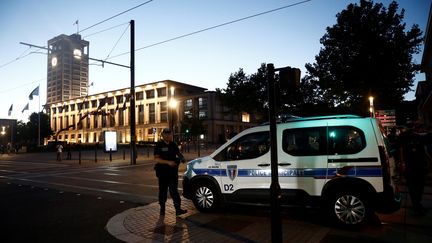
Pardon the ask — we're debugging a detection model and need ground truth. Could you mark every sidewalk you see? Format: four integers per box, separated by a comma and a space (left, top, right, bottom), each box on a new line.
106, 199, 330, 243
106, 176, 432, 243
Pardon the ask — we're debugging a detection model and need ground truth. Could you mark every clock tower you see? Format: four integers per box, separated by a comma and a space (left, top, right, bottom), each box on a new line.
47, 34, 89, 104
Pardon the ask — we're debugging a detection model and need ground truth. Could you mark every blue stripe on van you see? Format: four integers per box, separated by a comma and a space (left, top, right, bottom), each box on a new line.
192, 166, 382, 178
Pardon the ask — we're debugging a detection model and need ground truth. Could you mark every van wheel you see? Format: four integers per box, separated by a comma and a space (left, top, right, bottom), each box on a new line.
325, 191, 370, 227
192, 182, 219, 212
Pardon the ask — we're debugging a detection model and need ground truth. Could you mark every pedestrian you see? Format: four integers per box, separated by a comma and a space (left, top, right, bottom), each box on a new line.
56, 143, 64, 161
154, 128, 187, 216
399, 124, 429, 215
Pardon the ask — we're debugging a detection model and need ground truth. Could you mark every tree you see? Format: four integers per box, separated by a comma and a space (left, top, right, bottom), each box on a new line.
303, 0, 423, 114
28, 112, 53, 144
16, 112, 53, 146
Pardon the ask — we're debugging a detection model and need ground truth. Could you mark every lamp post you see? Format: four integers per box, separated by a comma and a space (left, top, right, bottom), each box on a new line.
369, 96, 375, 118
169, 98, 178, 136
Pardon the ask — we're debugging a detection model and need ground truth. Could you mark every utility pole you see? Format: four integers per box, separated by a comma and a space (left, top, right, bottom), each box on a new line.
130, 20, 137, 165
267, 63, 282, 243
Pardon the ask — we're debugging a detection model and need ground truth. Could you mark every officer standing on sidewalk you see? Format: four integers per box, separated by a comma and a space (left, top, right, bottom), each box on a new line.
154, 128, 187, 216
399, 124, 429, 215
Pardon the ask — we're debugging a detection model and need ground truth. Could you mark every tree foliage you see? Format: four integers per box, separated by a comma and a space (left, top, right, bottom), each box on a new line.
217, 65, 268, 121
303, 0, 423, 114
219, 1, 422, 119
16, 112, 53, 146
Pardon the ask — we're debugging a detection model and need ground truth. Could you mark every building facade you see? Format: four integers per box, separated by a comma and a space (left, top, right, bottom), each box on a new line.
0, 119, 17, 148
419, 3, 432, 127
47, 34, 89, 104
47, 80, 255, 145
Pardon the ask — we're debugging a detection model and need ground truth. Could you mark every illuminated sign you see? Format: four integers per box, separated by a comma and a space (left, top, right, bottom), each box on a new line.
104, 131, 117, 152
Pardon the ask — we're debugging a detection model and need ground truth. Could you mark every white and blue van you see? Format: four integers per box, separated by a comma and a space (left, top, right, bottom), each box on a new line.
183, 115, 400, 226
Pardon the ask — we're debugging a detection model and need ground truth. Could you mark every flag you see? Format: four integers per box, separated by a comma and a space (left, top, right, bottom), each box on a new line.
97, 96, 107, 110
115, 103, 119, 112
29, 86, 39, 100
8, 104, 13, 116
122, 100, 127, 111
73, 20, 78, 25
22, 103, 29, 113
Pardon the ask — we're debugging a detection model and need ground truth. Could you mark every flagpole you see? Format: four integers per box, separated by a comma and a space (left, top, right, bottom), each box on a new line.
38, 92, 41, 146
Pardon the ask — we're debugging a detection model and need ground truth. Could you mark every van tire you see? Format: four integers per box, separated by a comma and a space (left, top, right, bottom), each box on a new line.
324, 190, 371, 227
192, 182, 220, 212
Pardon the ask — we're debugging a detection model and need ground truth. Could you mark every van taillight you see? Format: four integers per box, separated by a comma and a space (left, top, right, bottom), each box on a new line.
379, 145, 391, 184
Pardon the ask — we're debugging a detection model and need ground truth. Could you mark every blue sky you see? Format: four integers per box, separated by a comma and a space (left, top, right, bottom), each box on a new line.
0, 0, 430, 122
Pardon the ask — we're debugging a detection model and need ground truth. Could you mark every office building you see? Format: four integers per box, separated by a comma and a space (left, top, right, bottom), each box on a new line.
47, 80, 255, 145
47, 34, 89, 104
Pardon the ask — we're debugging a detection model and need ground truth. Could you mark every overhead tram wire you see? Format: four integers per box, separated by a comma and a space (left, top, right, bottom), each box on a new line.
87, 23, 131, 67
3, 0, 152, 70
0, 78, 45, 94
83, 22, 130, 39
0, 46, 32, 69
106, 0, 312, 61
104, 24, 131, 62
78, 0, 153, 34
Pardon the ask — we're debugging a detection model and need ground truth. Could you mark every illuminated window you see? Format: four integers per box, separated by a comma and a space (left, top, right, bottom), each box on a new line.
73, 49, 82, 59
242, 112, 250, 123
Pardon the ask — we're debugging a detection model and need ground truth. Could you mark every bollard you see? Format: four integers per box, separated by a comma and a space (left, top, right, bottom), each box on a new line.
147, 145, 150, 158
109, 148, 112, 162
95, 148, 97, 163
79, 150, 81, 165
123, 148, 126, 160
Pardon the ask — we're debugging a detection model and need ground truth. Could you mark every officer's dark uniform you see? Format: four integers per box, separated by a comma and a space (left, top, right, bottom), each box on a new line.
399, 129, 428, 215
154, 129, 186, 215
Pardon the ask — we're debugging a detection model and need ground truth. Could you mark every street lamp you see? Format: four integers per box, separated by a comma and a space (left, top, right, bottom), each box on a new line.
369, 96, 375, 118
169, 98, 178, 135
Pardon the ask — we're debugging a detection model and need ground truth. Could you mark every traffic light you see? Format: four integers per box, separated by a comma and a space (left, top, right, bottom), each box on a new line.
278, 67, 300, 90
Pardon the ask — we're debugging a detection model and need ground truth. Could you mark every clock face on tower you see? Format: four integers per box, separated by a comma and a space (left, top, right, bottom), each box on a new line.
51, 56, 57, 67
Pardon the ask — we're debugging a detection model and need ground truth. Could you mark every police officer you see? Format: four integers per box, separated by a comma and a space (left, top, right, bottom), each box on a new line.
399, 125, 428, 215
154, 128, 187, 216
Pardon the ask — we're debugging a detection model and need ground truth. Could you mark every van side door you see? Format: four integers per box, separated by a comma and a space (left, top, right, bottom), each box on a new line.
280, 126, 328, 197
213, 131, 271, 202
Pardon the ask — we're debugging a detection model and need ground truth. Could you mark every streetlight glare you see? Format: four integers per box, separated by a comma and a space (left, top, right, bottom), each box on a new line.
369, 96, 375, 118
169, 99, 177, 108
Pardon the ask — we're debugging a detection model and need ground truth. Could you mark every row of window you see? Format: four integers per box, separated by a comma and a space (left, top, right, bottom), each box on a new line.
214, 126, 366, 161
52, 108, 171, 131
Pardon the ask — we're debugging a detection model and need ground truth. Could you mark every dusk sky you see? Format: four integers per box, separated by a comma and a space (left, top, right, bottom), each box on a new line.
0, 0, 430, 121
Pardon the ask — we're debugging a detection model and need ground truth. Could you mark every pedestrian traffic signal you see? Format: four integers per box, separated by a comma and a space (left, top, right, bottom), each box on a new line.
278, 66, 300, 90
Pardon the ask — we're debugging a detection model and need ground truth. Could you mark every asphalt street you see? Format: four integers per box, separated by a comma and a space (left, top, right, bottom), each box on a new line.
0, 181, 142, 243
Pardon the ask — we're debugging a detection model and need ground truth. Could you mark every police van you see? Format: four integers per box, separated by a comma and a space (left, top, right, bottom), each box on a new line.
182, 115, 400, 226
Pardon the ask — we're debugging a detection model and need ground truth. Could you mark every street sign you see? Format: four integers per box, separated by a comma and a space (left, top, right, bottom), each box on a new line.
375, 110, 396, 127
